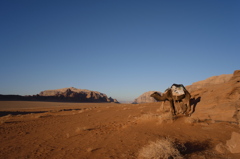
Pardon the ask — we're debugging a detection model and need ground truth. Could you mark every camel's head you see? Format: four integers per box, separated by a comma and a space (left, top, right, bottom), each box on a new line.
164, 88, 171, 92
150, 92, 161, 97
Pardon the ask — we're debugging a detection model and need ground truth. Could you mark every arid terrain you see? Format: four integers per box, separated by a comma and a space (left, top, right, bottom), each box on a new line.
1, 70, 240, 159
0, 101, 239, 159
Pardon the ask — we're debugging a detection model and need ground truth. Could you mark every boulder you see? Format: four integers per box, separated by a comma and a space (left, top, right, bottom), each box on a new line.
215, 142, 228, 154
226, 132, 240, 153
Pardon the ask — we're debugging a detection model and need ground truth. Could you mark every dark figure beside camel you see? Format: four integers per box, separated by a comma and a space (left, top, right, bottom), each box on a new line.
151, 84, 192, 116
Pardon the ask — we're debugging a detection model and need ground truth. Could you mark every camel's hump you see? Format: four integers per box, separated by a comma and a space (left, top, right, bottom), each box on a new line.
171, 84, 185, 96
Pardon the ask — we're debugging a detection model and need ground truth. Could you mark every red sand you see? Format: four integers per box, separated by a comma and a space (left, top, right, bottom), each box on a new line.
1, 101, 240, 159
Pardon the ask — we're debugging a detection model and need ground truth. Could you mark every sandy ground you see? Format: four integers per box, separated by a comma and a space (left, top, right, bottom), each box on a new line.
1, 101, 240, 159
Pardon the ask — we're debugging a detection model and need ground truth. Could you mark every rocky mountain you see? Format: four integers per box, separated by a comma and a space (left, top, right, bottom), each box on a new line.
187, 70, 240, 124
133, 72, 235, 104
132, 70, 240, 125
38, 87, 119, 103
0, 87, 119, 103
133, 91, 161, 104
186, 73, 232, 92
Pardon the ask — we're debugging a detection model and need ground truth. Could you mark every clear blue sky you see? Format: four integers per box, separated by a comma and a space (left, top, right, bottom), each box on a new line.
0, 0, 239, 102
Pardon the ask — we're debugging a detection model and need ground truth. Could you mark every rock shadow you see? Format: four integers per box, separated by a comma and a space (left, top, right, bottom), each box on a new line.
190, 97, 201, 114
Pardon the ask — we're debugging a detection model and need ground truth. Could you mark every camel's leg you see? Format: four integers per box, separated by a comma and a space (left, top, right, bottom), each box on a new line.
180, 101, 187, 114
183, 98, 192, 116
187, 99, 192, 116
174, 101, 180, 114
174, 101, 178, 114
161, 101, 164, 111
175, 100, 185, 114
169, 100, 176, 116
178, 102, 184, 114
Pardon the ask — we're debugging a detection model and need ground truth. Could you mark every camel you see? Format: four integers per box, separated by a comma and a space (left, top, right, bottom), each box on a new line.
150, 84, 192, 116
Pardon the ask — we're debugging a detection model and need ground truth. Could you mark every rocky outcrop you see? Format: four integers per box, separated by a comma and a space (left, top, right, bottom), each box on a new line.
133, 70, 240, 126
186, 73, 232, 92
187, 70, 240, 125
38, 87, 118, 103
216, 131, 240, 154
108, 97, 119, 103
226, 132, 240, 153
133, 91, 161, 104
0, 87, 118, 103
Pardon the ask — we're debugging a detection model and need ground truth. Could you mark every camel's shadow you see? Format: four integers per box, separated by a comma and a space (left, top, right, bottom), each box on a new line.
190, 97, 201, 114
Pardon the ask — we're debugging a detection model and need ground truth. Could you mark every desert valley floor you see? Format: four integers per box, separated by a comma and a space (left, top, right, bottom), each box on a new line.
1, 101, 240, 159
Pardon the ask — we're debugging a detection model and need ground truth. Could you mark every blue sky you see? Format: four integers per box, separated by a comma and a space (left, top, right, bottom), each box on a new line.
0, 0, 239, 102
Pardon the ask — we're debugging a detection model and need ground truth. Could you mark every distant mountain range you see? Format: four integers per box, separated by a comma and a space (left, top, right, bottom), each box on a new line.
0, 87, 119, 103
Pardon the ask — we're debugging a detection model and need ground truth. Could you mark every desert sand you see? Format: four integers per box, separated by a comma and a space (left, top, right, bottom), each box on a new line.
1, 70, 240, 159
1, 101, 240, 159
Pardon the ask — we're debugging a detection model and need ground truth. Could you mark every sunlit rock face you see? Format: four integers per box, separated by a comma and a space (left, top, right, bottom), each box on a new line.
38, 87, 118, 103
133, 91, 161, 104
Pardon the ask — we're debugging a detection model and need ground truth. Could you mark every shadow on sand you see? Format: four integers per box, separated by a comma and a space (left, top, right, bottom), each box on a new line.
190, 97, 201, 115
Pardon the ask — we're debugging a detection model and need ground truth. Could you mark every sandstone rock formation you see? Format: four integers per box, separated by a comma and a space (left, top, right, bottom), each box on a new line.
187, 70, 240, 125
226, 132, 240, 153
186, 73, 232, 92
0, 87, 119, 103
38, 87, 118, 103
216, 131, 240, 154
108, 97, 119, 103
132, 70, 240, 126
133, 91, 161, 104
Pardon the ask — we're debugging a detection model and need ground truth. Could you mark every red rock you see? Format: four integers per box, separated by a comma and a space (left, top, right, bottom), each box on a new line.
226, 132, 240, 153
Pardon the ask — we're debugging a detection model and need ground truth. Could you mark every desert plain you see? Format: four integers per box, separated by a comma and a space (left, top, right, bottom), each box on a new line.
0, 101, 239, 159
0, 70, 240, 159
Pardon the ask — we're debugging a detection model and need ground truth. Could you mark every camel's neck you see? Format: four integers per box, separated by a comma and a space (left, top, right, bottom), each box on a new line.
153, 95, 168, 101
161, 90, 172, 101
